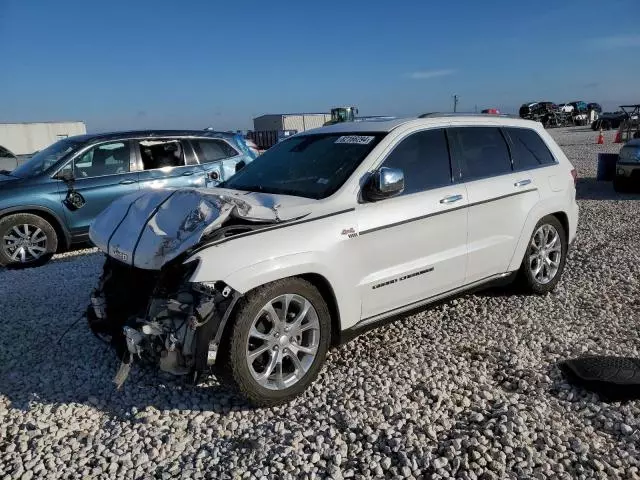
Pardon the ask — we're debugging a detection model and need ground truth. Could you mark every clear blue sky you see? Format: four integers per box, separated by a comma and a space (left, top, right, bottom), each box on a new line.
1, 0, 639, 132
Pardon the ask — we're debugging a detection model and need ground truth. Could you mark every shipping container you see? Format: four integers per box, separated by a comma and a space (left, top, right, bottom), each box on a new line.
0, 121, 87, 155
253, 113, 332, 133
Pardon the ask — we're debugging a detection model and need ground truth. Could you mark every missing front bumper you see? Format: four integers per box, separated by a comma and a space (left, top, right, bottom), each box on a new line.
87, 256, 241, 389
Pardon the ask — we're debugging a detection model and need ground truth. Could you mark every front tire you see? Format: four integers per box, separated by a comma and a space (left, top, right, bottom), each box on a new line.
516, 215, 567, 295
219, 278, 332, 406
0, 213, 58, 268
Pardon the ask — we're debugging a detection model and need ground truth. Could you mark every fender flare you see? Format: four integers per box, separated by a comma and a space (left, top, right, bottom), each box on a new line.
507, 200, 570, 272
0, 204, 71, 248
221, 252, 359, 331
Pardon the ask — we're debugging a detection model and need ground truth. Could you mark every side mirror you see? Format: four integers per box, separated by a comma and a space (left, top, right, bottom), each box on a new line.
363, 167, 404, 202
56, 170, 75, 183
235, 160, 246, 173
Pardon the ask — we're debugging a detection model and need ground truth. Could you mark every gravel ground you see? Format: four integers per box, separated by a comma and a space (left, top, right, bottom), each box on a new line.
1, 127, 639, 480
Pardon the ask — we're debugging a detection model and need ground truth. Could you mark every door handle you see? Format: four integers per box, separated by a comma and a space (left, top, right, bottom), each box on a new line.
182, 171, 194, 176
439, 194, 463, 204
119, 179, 135, 185
514, 179, 532, 187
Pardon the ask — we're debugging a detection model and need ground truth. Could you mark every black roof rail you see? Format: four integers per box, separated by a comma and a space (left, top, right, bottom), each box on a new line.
418, 112, 522, 119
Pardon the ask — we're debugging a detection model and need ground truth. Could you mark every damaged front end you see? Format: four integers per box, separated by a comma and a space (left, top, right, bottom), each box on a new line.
86, 187, 311, 388
88, 255, 240, 388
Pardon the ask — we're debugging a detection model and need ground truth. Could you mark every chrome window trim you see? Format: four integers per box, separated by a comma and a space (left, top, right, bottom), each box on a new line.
189, 138, 242, 165
447, 126, 514, 183
50, 140, 135, 180
49, 135, 243, 179
360, 126, 455, 201
501, 126, 560, 170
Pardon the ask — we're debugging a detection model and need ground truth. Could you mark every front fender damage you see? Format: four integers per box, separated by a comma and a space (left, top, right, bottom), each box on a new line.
89, 187, 303, 270
87, 188, 312, 388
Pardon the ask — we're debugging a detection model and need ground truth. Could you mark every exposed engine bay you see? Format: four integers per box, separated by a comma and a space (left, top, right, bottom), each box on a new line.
87, 255, 241, 387
85, 187, 315, 386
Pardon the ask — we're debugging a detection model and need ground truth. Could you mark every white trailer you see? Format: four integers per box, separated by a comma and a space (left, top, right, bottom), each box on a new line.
253, 113, 332, 133
0, 121, 87, 155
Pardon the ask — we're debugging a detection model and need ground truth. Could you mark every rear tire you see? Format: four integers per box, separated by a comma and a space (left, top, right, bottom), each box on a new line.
0, 213, 58, 268
219, 278, 332, 406
516, 215, 567, 295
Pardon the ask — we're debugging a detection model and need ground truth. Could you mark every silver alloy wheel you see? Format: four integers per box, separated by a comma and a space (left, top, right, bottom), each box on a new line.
2, 224, 48, 263
246, 294, 320, 390
528, 224, 562, 285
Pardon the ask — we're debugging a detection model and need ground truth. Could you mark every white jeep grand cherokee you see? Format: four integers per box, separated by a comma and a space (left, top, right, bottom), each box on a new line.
87, 115, 579, 406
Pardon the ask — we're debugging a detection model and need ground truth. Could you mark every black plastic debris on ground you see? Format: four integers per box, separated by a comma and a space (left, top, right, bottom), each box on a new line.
559, 356, 640, 402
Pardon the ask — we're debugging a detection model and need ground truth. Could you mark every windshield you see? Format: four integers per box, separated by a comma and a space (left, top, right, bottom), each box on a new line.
619, 146, 640, 163
11, 139, 82, 178
220, 132, 385, 199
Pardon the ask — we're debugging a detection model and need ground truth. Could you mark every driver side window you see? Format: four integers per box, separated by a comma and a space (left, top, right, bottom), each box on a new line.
73, 142, 131, 178
380, 128, 453, 196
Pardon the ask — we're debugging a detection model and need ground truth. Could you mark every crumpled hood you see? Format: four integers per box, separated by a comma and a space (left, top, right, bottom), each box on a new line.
89, 187, 313, 270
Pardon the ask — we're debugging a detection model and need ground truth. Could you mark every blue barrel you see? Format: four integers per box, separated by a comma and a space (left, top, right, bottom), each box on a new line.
596, 153, 618, 181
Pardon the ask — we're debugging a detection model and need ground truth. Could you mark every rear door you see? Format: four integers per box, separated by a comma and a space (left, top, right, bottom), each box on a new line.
447, 126, 540, 284
189, 138, 244, 187
58, 140, 139, 239
135, 138, 206, 191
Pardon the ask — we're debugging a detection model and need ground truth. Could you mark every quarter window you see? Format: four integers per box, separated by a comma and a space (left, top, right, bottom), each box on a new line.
73, 142, 130, 178
192, 139, 238, 163
448, 127, 512, 181
505, 128, 556, 169
380, 128, 452, 195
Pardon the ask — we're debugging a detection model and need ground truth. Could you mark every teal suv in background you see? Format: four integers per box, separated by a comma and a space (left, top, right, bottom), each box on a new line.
0, 130, 256, 268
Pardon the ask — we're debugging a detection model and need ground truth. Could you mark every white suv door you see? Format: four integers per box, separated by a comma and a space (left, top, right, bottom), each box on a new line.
447, 126, 541, 283
355, 128, 469, 321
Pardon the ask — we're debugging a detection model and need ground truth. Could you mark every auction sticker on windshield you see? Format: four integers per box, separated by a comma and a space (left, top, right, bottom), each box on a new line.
335, 135, 375, 144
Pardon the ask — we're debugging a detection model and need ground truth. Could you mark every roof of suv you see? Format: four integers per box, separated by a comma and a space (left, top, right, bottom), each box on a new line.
65, 129, 240, 143
309, 114, 542, 134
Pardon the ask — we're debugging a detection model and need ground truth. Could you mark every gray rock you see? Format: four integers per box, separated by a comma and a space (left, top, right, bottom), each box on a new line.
433, 457, 448, 469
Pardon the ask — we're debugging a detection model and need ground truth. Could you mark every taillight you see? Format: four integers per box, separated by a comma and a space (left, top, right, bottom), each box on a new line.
570, 168, 577, 186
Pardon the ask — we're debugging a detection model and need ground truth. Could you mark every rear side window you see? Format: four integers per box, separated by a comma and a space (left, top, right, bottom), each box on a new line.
380, 128, 452, 195
448, 127, 512, 181
192, 139, 238, 163
506, 127, 556, 170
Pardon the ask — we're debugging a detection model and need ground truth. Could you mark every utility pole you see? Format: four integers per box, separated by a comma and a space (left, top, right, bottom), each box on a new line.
453, 94, 459, 113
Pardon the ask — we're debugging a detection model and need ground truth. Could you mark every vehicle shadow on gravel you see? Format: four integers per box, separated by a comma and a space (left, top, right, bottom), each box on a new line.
576, 178, 640, 201
0, 351, 256, 418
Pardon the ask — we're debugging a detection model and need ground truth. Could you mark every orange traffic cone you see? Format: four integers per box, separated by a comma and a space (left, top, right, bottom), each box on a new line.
614, 130, 622, 143
597, 128, 604, 144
